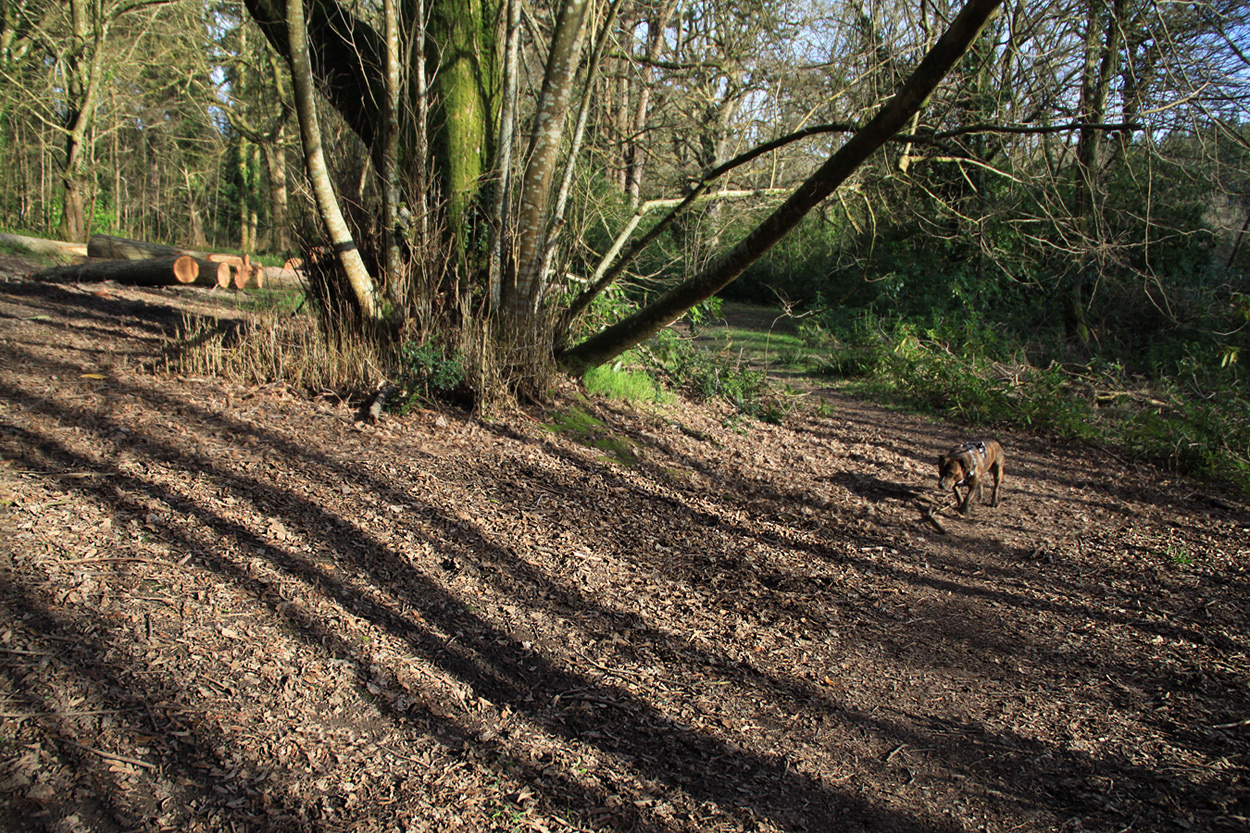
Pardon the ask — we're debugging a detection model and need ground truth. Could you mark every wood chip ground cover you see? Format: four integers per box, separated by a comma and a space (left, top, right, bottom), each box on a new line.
0, 270, 1247, 832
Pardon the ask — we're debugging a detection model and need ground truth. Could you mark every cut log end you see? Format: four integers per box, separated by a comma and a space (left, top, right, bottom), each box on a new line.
231, 264, 264, 289
172, 255, 199, 284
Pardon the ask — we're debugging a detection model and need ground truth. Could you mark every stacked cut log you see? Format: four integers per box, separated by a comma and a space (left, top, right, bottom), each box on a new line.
88, 234, 251, 288
18, 232, 303, 289
90, 235, 304, 289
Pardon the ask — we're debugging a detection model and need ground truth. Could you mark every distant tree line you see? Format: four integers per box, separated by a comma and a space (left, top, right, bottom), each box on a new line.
1, 0, 1247, 386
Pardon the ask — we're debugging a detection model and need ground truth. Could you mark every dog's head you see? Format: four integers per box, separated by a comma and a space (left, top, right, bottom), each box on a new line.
937, 453, 968, 491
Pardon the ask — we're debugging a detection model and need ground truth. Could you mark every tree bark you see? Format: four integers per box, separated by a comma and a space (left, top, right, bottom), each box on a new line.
507, 0, 593, 317
284, 0, 380, 318
259, 264, 305, 288
427, 0, 501, 261
559, 0, 1005, 373
0, 232, 88, 258
88, 233, 186, 259
87, 234, 245, 268
381, 0, 402, 286
263, 138, 290, 253
57, 0, 108, 243
624, 0, 677, 210
32, 255, 222, 286
538, 0, 627, 290
488, 0, 522, 308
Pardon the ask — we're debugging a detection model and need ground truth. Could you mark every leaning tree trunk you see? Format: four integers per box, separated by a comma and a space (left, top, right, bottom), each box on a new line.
285, 0, 380, 319
559, 0, 1006, 373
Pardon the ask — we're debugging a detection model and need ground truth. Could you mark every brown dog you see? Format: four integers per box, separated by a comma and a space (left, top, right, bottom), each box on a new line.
937, 439, 1004, 515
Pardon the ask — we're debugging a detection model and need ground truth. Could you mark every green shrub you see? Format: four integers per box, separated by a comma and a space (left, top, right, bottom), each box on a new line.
637, 328, 796, 422
393, 341, 465, 413
808, 306, 1250, 496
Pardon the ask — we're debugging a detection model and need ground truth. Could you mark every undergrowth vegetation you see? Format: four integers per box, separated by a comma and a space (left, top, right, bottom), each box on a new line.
170, 281, 1248, 498
171, 308, 478, 414
574, 290, 801, 424
171, 310, 391, 394
802, 311, 1250, 497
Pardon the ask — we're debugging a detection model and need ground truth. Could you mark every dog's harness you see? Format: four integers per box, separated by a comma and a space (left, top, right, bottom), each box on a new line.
953, 441, 987, 487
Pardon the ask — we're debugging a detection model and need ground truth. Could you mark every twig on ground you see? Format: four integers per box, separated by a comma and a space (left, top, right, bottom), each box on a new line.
915, 497, 948, 534
66, 739, 156, 770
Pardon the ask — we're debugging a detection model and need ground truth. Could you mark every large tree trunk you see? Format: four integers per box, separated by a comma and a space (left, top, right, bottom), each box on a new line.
60, 177, 87, 244
32, 255, 226, 286
57, 0, 107, 244
264, 139, 290, 253
558, 0, 1006, 373
506, 0, 592, 317
427, 0, 501, 263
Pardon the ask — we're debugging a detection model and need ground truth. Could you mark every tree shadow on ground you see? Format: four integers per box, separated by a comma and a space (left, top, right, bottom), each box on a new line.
1, 283, 1246, 831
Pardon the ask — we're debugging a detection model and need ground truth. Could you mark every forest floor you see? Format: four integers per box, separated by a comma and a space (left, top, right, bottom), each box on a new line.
1, 258, 1248, 833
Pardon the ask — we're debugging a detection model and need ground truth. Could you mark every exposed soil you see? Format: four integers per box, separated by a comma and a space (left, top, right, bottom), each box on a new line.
1, 262, 1248, 833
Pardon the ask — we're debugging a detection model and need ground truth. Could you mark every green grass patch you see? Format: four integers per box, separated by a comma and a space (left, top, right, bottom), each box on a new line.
542, 405, 640, 466
584, 355, 672, 404
691, 303, 820, 374
236, 287, 305, 314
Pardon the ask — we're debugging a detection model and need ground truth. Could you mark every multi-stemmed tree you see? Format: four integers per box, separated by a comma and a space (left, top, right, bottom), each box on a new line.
241, 0, 1006, 389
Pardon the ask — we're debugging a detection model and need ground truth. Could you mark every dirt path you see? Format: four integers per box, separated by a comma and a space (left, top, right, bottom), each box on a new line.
1, 270, 1247, 832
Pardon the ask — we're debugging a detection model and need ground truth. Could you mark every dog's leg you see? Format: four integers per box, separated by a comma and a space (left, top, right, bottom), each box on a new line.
990, 456, 1003, 507
959, 478, 976, 515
